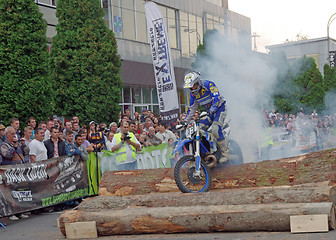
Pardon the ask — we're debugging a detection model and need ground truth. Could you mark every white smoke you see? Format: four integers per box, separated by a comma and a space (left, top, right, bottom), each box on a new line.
194, 32, 288, 162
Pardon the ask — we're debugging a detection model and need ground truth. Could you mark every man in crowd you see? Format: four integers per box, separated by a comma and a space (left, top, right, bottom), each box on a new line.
129, 121, 137, 135
10, 118, 20, 139
64, 130, 82, 157
156, 122, 177, 144
44, 119, 54, 141
72, 116, 80, 129
74, 134, 88, 161
0, 126, 25, 165
0, 124, 5, 144
62, 121, 73, 140
109, 122, 119, 134
44, 127, 66, 159
27, 117, 36, 139
29, 127, 48, 162
72, 122, 80, 136
145, 126, 162, 146
21, 126, 33, 162
111, 121, 140, 170
144, 119, 153, 134
125, 109, 133, 122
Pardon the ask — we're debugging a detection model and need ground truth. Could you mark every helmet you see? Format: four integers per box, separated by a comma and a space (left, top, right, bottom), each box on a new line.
183, 71, 202, 95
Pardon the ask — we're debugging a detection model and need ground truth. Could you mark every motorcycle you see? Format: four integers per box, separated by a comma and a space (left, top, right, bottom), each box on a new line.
172, 111, 243, 193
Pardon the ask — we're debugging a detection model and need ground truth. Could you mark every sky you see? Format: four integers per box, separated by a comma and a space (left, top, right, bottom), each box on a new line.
229, 0, 336, 52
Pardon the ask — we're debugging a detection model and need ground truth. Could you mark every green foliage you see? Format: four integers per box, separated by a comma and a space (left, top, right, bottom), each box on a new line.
323, 64, 336, 92
0, 0, 53, 126
50, 0, 122, 124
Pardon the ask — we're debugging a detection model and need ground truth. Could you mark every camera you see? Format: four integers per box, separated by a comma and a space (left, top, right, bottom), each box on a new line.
124, 133, 131, 140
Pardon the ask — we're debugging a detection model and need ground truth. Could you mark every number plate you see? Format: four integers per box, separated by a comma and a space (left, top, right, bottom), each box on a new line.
186, 123, 195, 138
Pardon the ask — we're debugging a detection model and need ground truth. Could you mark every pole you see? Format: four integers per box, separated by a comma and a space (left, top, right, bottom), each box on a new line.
327, 13, 336, 64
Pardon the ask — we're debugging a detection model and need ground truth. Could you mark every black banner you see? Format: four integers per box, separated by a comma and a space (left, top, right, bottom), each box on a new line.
0, 156, 89, 217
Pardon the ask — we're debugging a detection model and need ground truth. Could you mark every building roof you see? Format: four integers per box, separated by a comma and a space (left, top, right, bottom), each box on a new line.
266, 37, 336, 50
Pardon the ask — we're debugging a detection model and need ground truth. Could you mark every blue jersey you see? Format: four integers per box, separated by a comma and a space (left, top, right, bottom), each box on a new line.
185, 80, 225, 122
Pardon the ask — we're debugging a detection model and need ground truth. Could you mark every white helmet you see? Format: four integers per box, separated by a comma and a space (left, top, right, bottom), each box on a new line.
183, 71, 202, 95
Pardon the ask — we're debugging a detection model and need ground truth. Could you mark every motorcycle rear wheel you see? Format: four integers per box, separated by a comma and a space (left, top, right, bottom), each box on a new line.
174, 155, 212, 193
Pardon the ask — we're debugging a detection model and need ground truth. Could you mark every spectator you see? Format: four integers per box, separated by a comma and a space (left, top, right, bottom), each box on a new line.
137, 122, 144, 134
44, 120, 54, 141
156, 122, 177, 143
146, 127, 162, 146
72, 116, 81, 129
78, 129, 94, 154
0, 126, 25, 165
64, 130, 82, 157
144, 119, 153, 134
109, 122, 118, 134
140, 108, 148, 123
111, 121, 140, 170
44, 127, 66, 159
62, 121, 73, 140
9, 118, 20, 139
74, 134, 88, 161
105, 131, 114, 151
27, 117, 37, 140
125, 109, 133, 121
72, 122, 80, 136
134, 111, 140, 122
38, 121, 47, 132
29, 127, 47, 162
129, 121, 137, 134
21, 126, 33, 162
0, 124, 5, 144
88, 121, 105, 151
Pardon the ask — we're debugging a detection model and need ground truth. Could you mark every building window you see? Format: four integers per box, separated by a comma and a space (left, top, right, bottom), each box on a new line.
122, 0, 135, 40
36, 0, 56, 6
180, 12, 189, 57
135, 0, 147, 42
167, 8, 177, 49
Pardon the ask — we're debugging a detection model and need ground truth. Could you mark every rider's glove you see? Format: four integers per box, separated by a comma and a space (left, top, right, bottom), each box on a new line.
209, 107, 216, 115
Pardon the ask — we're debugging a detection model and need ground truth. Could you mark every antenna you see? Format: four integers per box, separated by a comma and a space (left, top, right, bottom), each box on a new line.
251, 32, 260, 51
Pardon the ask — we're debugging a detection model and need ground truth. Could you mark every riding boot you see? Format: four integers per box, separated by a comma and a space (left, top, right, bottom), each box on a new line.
217, 139, 229, 164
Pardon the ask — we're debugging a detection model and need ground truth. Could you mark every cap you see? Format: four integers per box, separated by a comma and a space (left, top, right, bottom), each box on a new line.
142, 108, 147, 112
0, 124, 5, 130
89, 121, 96, 126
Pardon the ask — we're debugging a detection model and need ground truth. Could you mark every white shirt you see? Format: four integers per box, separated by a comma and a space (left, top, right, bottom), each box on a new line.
44, 129, 51, 142
29, 139, 48, 161
155, 129, 177, 143
106, 139, 113, 151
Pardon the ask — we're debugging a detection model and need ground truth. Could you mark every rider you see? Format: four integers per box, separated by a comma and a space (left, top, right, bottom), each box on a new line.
183, 71, 228, 163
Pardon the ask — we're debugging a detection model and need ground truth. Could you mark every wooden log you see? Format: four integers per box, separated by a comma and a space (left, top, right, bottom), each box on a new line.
81, 184, 336, 211
58, 202, 335, 236
99, 149, 336, 196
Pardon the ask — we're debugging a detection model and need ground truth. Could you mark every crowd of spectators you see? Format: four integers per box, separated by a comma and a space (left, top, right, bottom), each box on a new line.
264, 108, 336, 149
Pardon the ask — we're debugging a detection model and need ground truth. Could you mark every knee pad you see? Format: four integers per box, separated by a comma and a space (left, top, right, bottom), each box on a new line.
211, 124, 220, 139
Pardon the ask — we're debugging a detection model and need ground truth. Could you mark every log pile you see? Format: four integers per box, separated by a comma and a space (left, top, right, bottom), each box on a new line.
58, 149, 336, 236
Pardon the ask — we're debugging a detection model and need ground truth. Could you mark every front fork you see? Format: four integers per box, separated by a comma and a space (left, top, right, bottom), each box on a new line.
194, 121, 201, 177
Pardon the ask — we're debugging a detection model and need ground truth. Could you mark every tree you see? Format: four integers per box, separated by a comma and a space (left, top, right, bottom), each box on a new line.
50, 0, 122, 124
0, 0, 53, 126
323, 64, 336, 92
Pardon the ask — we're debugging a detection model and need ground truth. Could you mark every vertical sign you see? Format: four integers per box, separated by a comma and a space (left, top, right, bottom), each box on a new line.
329, 51, 336, 68
144, 2, 179, 124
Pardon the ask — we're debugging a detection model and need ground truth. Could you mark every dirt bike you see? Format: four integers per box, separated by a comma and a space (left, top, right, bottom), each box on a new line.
172, 112, 243, 193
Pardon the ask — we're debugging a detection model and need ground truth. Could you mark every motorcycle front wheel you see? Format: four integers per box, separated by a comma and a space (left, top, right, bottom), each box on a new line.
174, 155, 212, 193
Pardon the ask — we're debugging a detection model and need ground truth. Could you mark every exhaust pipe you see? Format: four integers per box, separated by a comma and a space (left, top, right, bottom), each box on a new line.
204, 154, 217, 168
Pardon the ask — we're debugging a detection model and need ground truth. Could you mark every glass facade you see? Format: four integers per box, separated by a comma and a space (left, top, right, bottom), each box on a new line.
120, 87, 187, 117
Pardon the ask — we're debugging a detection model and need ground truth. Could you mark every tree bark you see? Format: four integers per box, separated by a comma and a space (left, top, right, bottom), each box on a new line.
59, 202, 335, 236
82, 183, 336, 211
99, 149, 336, 196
